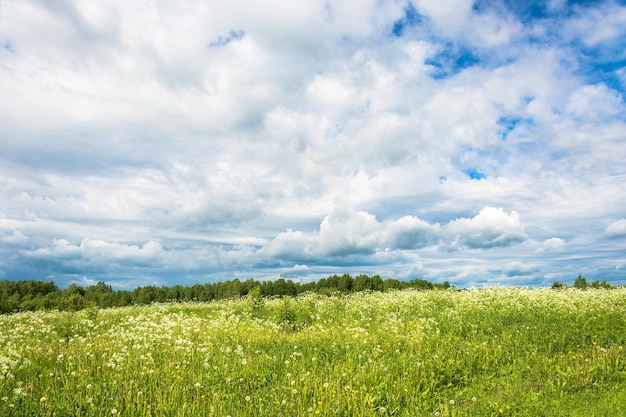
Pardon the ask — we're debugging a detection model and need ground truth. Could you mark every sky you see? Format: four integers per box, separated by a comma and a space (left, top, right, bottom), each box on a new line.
1, 0, 625, 289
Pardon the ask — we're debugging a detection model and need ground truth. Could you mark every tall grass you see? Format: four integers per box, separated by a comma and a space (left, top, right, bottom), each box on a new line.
1, 288, 625, 416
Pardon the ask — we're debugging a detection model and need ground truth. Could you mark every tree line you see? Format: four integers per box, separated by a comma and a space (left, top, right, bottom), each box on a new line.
0, 275, 451, 314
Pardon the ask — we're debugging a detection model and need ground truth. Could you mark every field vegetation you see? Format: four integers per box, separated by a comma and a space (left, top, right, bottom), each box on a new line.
1, 285, 626, 416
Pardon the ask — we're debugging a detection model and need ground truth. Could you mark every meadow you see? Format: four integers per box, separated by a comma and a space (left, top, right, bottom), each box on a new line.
1, 287, 625, 416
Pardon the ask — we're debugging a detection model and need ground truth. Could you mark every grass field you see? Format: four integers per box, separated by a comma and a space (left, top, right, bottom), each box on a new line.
1, 287, 625, 416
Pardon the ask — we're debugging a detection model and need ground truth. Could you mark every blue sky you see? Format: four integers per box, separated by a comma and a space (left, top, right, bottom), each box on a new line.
1, 0, 625, 289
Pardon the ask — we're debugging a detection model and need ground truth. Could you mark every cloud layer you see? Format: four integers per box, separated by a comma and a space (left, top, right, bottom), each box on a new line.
1, 0, 625, 288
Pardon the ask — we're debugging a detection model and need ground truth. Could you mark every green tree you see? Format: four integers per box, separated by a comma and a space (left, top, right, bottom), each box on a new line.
551, 281, 566, 289
61, 293, 86, 311
574, 274, 588, 289
247, 286, 264, 312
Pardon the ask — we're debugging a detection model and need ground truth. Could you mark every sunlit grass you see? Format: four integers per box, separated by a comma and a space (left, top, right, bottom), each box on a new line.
1, 287, 625, 416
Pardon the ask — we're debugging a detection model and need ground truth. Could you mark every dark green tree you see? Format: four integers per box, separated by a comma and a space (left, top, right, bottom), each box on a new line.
574, 274, 588, 289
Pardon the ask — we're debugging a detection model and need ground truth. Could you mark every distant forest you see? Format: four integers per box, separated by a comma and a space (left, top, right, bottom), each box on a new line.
0, 275, 451, 314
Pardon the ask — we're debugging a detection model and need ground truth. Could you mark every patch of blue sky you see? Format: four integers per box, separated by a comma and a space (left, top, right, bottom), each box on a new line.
209, 30, 245, 47
574, 41, 626, 94
497, 116, 534, 140
463, 168, 487, 180
425, 44, 482, 79
473, 0, 608, 23
390, 3, 423, 37
472, 0, 550, 23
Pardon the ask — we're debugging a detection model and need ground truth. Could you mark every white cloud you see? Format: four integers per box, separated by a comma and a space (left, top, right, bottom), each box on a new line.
503, 261, 538, 277
28, 238, 163, 265
80, 239, 163, 262
565, 84, 624, 122
31, 239, 81, 258
565, 2, 626, 46
261, 206, 526, 264
537, 237, 565, 253
444, 207, 527, 250
0, 231, 29, 244
72, 275, 98, 288
1, 0, 625, 287
414, 0, 474, 38
318, 207, 381, 256
605, 219, 626, 238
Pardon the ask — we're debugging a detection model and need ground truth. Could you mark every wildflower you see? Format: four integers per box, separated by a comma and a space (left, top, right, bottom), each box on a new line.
449, 399, 455, 405
292, 389, 298, 394
194, 382, 201, 388
241, 358, 248, 365
245, 396, 251, 401
111, 409, 118, 415
40, 397, 47, 402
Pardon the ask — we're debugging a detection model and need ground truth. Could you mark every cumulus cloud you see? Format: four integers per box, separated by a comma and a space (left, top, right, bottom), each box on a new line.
605, 219, 626, 238
444, 207, 527, 250
503, 261, 539, 277
28, 238, 163, 266
384, 216, 441, 250
261, 206, 526, 264
1, 0, 625, 286
537, 237, 566, 253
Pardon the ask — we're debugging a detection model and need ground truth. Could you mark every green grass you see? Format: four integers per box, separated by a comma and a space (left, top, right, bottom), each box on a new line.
1, 287, 626, 416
